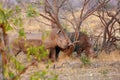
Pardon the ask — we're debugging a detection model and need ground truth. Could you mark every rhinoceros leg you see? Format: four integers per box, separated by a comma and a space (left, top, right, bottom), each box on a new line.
76, 48, 83, 57
49, 48, 56, 62
49, 45, 74, 61
49, 46, 61, 61
55, 46, 61, 61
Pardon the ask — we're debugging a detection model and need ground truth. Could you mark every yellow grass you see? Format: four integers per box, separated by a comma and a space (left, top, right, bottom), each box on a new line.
98, 50, 120, 62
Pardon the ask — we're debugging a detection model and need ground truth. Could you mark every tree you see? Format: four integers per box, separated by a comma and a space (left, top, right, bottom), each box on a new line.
93, 0, 120, 52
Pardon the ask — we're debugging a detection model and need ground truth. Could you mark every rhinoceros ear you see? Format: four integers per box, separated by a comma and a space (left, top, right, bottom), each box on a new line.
57, 29, 62, 34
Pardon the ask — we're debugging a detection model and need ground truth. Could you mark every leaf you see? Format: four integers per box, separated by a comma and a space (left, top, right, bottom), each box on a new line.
30, 72, 42, 80
26, 4, 38, 17
18, 28, 26, 37
80, 53, 91, 65
0, 6, 14, 32
27, 48, 32, 61
5, 24, 13, 31
19, 65, 25, 72
30, 76, 38, 80
13, 17, 23, 27
15, 5, 21, 13
4, 66, 9, 78
0, 8, 7, 23
9, 72, 14, 79
5, 9, 13, 19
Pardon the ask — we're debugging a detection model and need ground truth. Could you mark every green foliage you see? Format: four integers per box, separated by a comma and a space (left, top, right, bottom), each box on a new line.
27, 46, 40, 61
4, 65, 9, 79
0, 7, 7, 23
1, 1, 58, 79
30, 70, 58, 80
0, 5, 13, 31
9, 71, 15, 79
27, 45, 48, 61
3, 56, 25, 79
15, 5, 21, 13
4, 68, 15, 79
0, 4, 24, 34
13, 17, 23, 27
27, 4, 39, 17
5, 23, 13, 31
11, 5, 23, 27
80, 53, 91, 66
30, 71, 47, 80
39, 45, 49, 58
10, 56, 25, 72
48, 72, 58, 80
18, 27, 26, 37
99, 68, 109, 76
4, 9, 13, 20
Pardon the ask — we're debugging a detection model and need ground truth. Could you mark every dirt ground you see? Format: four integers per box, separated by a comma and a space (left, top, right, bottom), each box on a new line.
15, 50, 120, 80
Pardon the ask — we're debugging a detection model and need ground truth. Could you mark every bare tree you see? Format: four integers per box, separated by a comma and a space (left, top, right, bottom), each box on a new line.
58, 0, 110, 42
35, 0, 111, 54
1, 0, 115, 55
94, 0, 120, 52
32, 0, 74, 47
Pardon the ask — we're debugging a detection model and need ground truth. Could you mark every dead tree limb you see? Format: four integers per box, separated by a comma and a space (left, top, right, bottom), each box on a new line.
94, 1, 120, 52
43, 0, 73, 45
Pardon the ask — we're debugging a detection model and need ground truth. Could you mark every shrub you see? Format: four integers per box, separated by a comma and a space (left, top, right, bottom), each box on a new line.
80, 53, 91, 66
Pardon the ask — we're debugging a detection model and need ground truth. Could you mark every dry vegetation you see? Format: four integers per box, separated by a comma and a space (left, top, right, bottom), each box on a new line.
0, 0, 120, 80
14, 50, 120, 80
1, 12, 120, 80
6, 13, 120, 80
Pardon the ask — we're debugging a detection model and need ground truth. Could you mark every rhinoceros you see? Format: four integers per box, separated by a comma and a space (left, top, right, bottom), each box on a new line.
52, 31, 95, 60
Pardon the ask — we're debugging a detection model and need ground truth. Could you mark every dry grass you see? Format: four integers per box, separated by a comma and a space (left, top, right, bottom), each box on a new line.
16, 50, 120, 80
4, 10, 120, 80
98, 50, 120, 62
